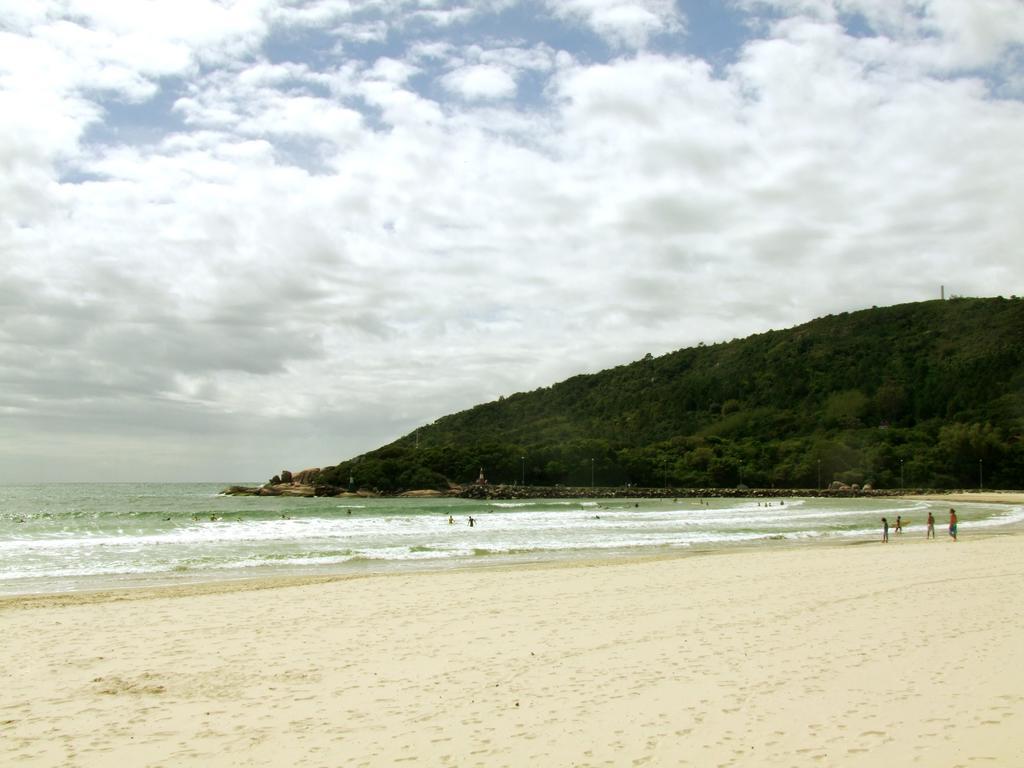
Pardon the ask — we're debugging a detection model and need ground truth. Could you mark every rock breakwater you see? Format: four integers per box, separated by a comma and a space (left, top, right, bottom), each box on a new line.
224, 483, 919, 500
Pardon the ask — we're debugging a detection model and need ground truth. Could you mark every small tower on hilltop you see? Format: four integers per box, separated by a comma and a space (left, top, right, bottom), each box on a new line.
475, 467, 488, 485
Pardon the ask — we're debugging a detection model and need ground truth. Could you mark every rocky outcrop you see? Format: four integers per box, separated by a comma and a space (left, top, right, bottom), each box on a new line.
222, 483, 382, 497
223, 483, 317, 497
828, 481, 866, 494
292, 468, 321, 485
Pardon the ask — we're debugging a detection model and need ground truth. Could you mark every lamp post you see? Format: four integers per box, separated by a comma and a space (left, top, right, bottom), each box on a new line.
521, 456, 525, 486
979, 458, 983, 491
817, 459, 821, 491
899, 458, 904, 493
590, 458, 595, 489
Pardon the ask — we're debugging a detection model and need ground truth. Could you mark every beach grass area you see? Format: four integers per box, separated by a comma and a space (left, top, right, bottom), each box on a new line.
2, 498, 1023, 767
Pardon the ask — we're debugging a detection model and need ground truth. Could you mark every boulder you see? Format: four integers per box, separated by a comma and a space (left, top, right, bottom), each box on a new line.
292, 468, 321, 485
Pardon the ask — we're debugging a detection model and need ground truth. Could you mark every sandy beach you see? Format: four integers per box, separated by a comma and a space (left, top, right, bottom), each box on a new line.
3, 522, 1023, 767
898, 491, 1024, 505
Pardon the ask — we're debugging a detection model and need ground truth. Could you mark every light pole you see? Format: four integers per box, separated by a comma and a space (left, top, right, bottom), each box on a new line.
979, 458, 983, 491
899, 459, 904, 493
521, 456, 525, 486
590, 458, 595, 489
817, 459, 821, 491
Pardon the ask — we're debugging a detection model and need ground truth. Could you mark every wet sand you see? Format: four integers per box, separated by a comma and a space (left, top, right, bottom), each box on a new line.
896, 491, 1024, 505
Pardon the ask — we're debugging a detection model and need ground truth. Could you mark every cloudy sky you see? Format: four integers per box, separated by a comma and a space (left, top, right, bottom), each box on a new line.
2, 0, 1023, 482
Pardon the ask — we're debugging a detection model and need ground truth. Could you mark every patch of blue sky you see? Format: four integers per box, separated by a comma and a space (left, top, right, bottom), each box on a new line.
403, 58, 551, 114
509, 67, 557, 110
265, 9, 606, 111
992, 46, 1024, 101
268, 136, 342, 175
80, 79, 189, 150
57, 168, 109, 185
956, 47, 1024, 103
836, 10, 876, 39
443, 2, 611, 63
672, 0, 751, 70
264, 26, 351, 71
264, 3, 759, 108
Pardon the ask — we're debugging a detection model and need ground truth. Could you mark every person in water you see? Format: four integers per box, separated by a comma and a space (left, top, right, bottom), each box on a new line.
468, 516, 475, 528
881, 517, 889, 543
949, 508, 958, 541
926, 511, 935, 539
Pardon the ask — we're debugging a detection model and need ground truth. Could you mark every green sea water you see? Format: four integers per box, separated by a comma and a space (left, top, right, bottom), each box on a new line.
1, 483, 1021, 595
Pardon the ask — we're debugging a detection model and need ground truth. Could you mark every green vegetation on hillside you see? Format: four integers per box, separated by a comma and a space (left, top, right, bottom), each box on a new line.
309, 298, 1024, 492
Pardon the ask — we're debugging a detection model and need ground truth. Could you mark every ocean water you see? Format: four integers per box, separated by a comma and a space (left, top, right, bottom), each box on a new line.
2, 483, 1022, 595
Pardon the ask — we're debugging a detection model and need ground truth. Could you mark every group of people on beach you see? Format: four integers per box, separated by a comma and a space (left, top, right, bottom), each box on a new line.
882, 509, 957, 542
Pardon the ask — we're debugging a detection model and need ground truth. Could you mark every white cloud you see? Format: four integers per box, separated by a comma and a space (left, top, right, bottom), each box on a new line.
919, 0, 1024, 69
441, 64, 518, 99
743, 0, 1024, 69
475, 43, 557, 72
543, 0, 685, 48
409, 7, 477, 27
432, 42, 555, 101
1, 0, 1022, 480
172, 62, 365, 145
368, 56, 420, 84
332, 20, 390, 42
272, 0, 356, 27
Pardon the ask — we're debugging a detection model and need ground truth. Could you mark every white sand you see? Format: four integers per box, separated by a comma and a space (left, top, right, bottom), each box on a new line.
896, 491, 1024, 505
2, 531, 1023, 767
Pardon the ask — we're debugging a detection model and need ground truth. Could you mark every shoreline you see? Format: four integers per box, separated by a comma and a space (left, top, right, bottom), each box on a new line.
4, 527, 1022, 766
3, 491, 1022, 605
4, 497, 1023, 608
889, 491, 1024, 504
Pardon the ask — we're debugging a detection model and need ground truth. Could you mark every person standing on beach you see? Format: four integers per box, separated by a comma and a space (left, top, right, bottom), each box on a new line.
895, 515, 903, 535
881, 517, 889, 543
949, 508, 958, 541
926, 511, 935, 539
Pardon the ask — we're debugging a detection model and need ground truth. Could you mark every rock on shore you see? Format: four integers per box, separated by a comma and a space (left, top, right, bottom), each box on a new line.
222, 484, 377, 498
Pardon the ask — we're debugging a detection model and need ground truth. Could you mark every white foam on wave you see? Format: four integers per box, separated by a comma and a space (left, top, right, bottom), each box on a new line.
6, 497, 1024, 591
204, 554, 360, 570
964, 505, 1024, 528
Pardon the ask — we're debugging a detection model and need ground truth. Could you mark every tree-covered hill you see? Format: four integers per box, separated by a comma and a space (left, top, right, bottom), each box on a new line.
308, 297, 1024, 492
